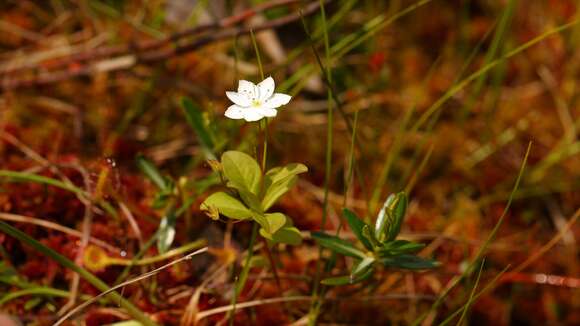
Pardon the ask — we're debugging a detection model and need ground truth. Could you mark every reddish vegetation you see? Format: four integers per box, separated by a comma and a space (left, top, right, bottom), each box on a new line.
0, 1, 579, 325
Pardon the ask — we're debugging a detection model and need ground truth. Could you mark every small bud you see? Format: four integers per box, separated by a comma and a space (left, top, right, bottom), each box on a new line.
201, 203, 220, 220
207, 159, 222, 173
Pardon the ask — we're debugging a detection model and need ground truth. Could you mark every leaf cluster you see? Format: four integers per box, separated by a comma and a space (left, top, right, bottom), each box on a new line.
312, 192, 439, 285
200, 151, 308, 245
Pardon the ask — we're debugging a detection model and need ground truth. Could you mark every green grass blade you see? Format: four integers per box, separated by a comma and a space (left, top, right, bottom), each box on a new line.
458, 0, 517, 120
181, 97, 216, 160
411, 19, 580, 133
411, 143, 531, 326
0, 221, 157, 326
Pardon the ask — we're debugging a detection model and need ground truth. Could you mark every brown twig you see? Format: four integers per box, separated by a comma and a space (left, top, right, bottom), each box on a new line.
0, 0, 326, 90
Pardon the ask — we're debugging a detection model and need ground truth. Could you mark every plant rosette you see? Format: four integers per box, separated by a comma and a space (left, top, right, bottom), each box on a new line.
312, 192, 440, 285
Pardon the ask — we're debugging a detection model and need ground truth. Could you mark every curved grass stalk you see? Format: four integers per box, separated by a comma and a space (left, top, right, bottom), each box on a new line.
54, 247, 208, 326
0, 212, 118, 252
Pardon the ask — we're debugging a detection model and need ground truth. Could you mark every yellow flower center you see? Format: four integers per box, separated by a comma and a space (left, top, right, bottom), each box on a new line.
251, 100, 261, 107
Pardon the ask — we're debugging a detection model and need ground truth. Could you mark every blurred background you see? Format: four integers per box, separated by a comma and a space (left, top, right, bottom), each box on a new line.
0, 0, 579, 325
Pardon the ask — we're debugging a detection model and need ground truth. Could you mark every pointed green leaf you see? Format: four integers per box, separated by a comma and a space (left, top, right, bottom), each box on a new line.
311, 232, 366, 259
262, 163, 308, 210
375, 192, 408, 241
321, 275, 351, 286
322, 265, 374, 286
221, 151, 262, 195
200, 192, 252, 220
343, 208, 373, 250
157, 210, 176, 253
350, 257, 375, 280
136, 155, 170, 190
380, 254, 439, 270
181, 97, 216, 160
386, 192, 408, 241
379, 240, 425, 256
362, 225, 381, 248
375, 193, 396, 241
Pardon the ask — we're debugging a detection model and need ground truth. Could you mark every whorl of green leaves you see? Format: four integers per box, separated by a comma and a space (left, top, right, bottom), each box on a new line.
312, 192, 439, 285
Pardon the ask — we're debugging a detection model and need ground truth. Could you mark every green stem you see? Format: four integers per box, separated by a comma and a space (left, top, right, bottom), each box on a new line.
0, 287, 92, 306
0, 221, 157, 326
235, 222, 259, 298
109, 239, 206, 266
0, 170, 85, 196
0, 170, 118, 218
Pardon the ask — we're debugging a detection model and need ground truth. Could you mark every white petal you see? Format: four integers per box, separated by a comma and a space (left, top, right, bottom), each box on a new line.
242, 109, 265, 122
257, 76, 275, 101
238, 80, 258, 101
224, 105, 245, 119
226, 91, 251, 107
263, 93, 291, 109
256, 106, 277, 117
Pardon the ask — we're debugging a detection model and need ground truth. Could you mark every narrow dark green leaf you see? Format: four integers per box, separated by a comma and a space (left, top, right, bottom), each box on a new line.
343, 208, 373, 250
379, 240, 425, 256
321, 275, 351, 286
380, 254, 439, 270
311, 231, 366, 259
322, 264, 374, 286
136, 155, 169, 190
181, 97, 216, 160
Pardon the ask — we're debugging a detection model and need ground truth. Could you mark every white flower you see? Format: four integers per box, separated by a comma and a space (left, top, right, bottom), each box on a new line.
225, 77, 291, 122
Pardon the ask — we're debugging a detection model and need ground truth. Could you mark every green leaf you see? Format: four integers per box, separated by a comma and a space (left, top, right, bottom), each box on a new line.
362, 225, 381, 248
200, 192, 252, 220
380, 254, 439, 270
262, 163, 308, 210
253, 212, 287, 235
311, 232, 366, 259
0, 221, 156, 325
321, 275, 351, 286
379, 240, 425, 256
157, 210, 176, 254
266, 226, 302, 245
343, 208, 373, 251
181, 97, 216, 160
221, 151, 262, 196
350, 256, 375, 280
322, 265, 374, 286
24, 297, 43, 310
375, 193, 395, 241
229, 183, 263, 213
136, 155, 170, 190
386, 192, 408, 241
375, 192, 408, 242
